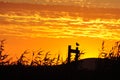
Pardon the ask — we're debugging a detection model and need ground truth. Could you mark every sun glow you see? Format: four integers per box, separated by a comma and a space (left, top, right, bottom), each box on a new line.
0, 2, 120, 62
0, 12, 120, 40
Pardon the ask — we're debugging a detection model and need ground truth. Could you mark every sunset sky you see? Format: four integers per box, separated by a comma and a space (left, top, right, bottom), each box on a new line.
0, 0, 120, 62
1, 0, 120, 8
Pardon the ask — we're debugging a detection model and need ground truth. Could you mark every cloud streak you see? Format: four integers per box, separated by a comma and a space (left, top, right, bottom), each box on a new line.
0, 7, 120, 40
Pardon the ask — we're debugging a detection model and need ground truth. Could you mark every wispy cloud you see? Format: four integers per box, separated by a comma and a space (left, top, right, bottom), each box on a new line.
0, 8, 120, 40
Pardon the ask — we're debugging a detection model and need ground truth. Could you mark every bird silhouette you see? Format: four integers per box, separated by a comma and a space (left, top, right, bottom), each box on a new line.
76, 42, 79, 46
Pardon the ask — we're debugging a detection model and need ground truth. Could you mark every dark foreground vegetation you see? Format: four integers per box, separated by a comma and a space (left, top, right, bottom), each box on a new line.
0, 40, 120, 80
0, 58, 120, 80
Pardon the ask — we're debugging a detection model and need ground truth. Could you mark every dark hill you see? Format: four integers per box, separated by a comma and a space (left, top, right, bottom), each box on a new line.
0, 58, 120, 80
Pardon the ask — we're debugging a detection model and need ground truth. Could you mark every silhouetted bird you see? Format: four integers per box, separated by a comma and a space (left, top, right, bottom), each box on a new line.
76, 42, 79, 46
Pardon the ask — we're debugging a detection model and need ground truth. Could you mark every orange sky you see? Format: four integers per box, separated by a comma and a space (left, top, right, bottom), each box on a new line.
1, 0, 120, 8
0, 2, 120, 62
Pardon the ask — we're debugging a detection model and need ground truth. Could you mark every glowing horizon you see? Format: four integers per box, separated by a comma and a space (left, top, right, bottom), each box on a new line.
0, 2, 120, 62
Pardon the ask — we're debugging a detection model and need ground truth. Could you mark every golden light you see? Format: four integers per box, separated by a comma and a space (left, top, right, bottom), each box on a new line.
0, 2, 120, 64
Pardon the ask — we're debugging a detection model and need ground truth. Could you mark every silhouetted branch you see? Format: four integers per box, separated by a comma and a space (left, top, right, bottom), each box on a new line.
99, 41, 120, 59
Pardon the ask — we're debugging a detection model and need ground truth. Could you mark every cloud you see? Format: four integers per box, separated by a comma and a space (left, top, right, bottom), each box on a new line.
0, 8, 120, 40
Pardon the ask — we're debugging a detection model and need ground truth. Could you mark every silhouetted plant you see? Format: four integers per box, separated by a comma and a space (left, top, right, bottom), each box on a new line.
43, 51, 52, 66
56, 54, 60, 65
78, 50, 85, 60
109, 41, 120, 59
0, 39, 10, 65
0, 39, 84, 66
30, 50, 43, 66
99, 41, 120, 59
15, 49, 63, 66
98, 41, 107, 58
17, 50, 29, 65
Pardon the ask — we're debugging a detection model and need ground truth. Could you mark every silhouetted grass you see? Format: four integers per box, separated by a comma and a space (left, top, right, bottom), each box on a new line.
0, 40, 120, 80
98, 41, 120, 59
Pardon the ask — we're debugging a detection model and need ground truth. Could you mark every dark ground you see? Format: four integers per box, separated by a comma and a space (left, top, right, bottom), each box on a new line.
0, 58, 120, 80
